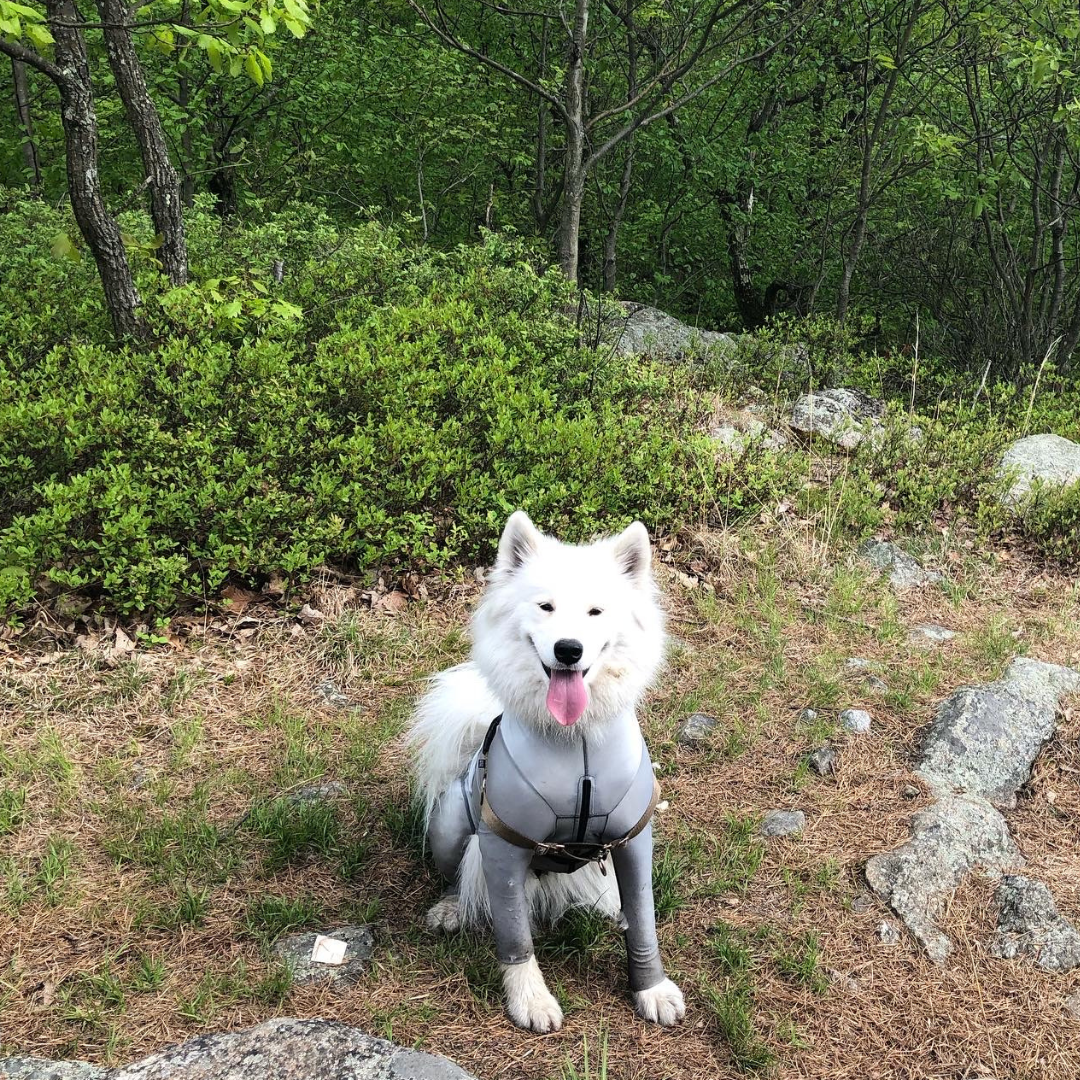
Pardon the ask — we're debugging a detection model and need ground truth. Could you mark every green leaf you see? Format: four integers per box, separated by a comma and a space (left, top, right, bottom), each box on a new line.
51, 233, 81, 263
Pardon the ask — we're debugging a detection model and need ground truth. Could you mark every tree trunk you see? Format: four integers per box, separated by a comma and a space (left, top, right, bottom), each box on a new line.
724, 181, 767, 329
97, 0, 188, 286
45, 0, 145, 338
531, 21, 548, 231
557, 0, 588, 282
836, 0, 921, 324
602, 143, 634, 293
10, 57, 41, 186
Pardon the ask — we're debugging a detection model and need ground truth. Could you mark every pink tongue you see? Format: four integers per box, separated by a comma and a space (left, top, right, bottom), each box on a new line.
546, 669, 589, 726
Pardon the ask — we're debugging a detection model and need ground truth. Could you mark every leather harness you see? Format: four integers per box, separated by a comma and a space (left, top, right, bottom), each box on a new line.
476, 714, 661, 874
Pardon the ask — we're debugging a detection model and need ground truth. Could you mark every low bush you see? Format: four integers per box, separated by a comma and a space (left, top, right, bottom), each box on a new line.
0, 194, 792, 615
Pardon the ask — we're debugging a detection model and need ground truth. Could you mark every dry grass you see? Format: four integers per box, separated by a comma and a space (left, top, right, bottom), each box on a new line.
2, 525, 1080, 1080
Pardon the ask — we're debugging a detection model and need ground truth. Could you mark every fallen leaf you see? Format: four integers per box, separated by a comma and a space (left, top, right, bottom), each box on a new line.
298, 603, 325, 622
113, 627, 136, 654
220, 584, 257, 614
375, 590, 408, 614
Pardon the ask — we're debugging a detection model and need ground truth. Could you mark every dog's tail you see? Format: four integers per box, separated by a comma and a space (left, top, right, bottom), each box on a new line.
406, 661, 501, 825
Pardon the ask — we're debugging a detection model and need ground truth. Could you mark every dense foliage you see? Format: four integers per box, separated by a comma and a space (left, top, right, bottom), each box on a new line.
0, 196, 793, 612
5, 0, 1080, 369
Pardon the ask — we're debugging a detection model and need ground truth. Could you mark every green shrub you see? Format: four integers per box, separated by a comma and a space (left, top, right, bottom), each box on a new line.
0, 195, 792, 615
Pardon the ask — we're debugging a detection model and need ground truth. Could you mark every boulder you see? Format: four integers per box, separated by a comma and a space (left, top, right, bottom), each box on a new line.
609, 303, 734, 360
859, 539, 942, 590
865, 795, 1021, 964
916, 658, 1080, 808
990, 875, 1080, 972
998, 433, 1080, 507
0, 1021, 476, 1080
789, 388, 885, 450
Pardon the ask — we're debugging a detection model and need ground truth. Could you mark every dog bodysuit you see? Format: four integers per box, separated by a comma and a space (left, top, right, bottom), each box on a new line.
427, 704, 666, 993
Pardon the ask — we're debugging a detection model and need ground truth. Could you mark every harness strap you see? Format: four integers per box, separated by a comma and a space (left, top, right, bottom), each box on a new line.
480, 774, 662, 869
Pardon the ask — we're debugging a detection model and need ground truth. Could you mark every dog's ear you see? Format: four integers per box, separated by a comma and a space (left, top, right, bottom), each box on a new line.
496, 510, 541, 573
612, 521, 652, 586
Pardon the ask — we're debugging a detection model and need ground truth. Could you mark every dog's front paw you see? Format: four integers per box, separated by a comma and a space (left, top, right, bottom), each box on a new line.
633, 977, 686, 1026
425, 892, 461, 933
503, 957, 563, 1033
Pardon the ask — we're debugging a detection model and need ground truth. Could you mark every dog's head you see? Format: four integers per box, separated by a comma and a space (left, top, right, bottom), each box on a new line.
471, 511, 665, 732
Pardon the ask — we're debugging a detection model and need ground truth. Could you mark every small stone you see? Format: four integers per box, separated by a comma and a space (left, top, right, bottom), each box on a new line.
851, 890, 875, 915
807, 746, 837, 776
677, 712, 719, 745
864, 675, 888, 694
840, 708, 872, 734
845, 657, 873, 671
901, 784, 920, 800
273, 925, 374, 985
910, 624, 957, 644
1065, 991, 1080, 1019
286, 781, 349, 806
315, 678, 351, 708
827, 968, 859, 993
797, 707, 819, 724
878, 920, 901, 945
760, 809, 806, 837
859, 539, 943, 590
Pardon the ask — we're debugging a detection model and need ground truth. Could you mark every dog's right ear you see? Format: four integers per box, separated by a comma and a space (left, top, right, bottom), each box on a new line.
495, 510, 541, 573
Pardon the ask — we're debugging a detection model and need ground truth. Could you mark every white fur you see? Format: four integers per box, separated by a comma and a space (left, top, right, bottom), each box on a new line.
633, 978, 686, 1026
408, 512, 671, 1017
502, 956, 563, 1032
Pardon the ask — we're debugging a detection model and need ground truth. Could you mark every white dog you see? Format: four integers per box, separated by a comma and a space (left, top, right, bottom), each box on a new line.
407, 511, 685, 1032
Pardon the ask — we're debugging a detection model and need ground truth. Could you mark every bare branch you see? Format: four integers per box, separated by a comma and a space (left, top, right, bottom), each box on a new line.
0, 36, 64, 83
409, 0, 570, 122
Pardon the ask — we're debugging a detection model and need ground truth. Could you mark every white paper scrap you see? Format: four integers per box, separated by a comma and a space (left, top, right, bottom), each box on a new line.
310, 935, 348, 966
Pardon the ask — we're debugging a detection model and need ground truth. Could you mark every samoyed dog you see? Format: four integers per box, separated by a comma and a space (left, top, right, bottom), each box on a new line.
407, 511, 685, 1032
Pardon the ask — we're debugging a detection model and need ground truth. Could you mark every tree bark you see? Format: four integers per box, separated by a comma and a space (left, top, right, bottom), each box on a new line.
10, 57, 42, 186
97, 0, 188, 286
556, 0, 588, 281
601, 143, 634, 293
836, 0, 922, 324
45, 0, 145, 338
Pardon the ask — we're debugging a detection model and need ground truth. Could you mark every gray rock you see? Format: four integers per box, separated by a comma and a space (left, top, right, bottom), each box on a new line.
827, 967, 859, 993
858, 539, 943, 590
807, 746, 837, 776
609, 303, 734, 360
840, 709, 872, 734
999, 433, 1080, 507
1066, 991, 1080, 1018
677, 712, 719, 745
865, 795, 1021, 964
844, 657, 873, 672
990, 875, 1080, 972
878, 919, 901, 945
286, 781, 350, 806
910, 624, 957, 645
797, 707, 819, 724
273, 926, 374, 985
316, 679, 351, 708
789, 388, 886, 450
710, 419, 788, 455
0, 1062, 109, 1080
760, 809, 806, 837
916, 657, 1080, 808
109, 1019, 476, 1079
851, 890, 875, 915
901, 784, 921, 800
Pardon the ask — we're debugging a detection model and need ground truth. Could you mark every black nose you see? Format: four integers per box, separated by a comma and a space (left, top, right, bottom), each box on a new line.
554, 638, 584, 666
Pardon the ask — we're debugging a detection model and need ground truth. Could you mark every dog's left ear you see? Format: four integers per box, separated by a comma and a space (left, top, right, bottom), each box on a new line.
612, 521, 652, 586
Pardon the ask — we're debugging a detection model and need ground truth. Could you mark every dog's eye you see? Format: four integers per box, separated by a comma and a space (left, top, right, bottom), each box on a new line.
588, 607, 603, 617
538, 602, 555, 612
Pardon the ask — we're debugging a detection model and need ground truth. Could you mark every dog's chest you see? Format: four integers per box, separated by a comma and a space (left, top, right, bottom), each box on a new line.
473, 711, 655, 857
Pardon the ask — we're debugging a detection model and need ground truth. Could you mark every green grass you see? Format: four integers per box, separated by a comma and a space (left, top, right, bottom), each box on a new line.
243, 894, 324, 944
772, 931, 829, 994
36, 835, 76, 905
0, 786, 26, 836
245, 797, 341, 871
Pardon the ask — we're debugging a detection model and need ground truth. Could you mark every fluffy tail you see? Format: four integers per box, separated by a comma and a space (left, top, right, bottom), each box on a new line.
406, 662, 501, 824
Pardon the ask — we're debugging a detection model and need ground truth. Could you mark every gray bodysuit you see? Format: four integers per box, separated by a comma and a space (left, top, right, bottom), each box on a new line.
427, 707, 667, 992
